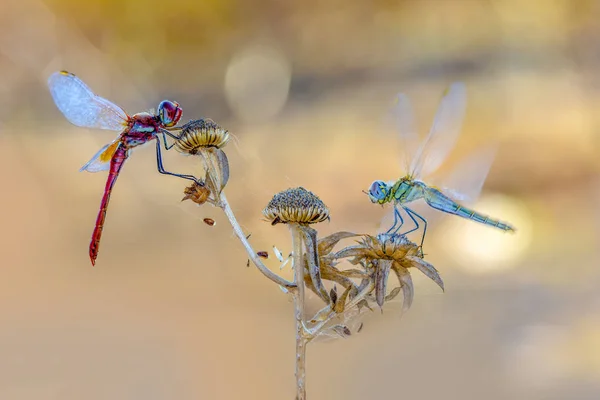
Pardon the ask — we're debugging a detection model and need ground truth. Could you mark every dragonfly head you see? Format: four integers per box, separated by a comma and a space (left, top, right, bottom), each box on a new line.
158, 100, 183, 127
367, 180, 389, 204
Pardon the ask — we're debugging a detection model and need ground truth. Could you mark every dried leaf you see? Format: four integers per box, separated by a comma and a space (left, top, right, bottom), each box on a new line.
213, 148, 230, 190
309, 305, 332, 323
393, 265, 414, 313
301, 226, 330, 303
317, 232, 361, 255
375, 259, 393, 309
330, 286, 338, 306
334, 245, 369, 259
385, 286, 402, 302
337, 269, 369, 279
357, 299, 374, 313
333, 286, 352, 314
331, 325, 352, 338
406, 256, 444, 292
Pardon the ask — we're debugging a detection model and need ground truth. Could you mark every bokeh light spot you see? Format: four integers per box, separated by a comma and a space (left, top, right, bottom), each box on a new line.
436, 193, 533, 273
224, 44, 291, 123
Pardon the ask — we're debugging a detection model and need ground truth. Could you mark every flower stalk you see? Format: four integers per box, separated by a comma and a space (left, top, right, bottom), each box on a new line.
290, 223, 307, 400
175, 120, 445, 399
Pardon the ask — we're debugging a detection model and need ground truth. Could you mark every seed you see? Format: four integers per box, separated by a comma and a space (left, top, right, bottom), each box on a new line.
203, 218, 215, 226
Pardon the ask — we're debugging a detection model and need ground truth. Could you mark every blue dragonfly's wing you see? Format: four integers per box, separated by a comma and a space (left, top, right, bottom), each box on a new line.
386, 92, 420, 174
377, 91, 420, 233
439, 145, 498, 205
409, 82, 467, 179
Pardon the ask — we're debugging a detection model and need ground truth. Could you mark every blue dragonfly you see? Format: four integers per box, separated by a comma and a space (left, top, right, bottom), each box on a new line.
366, 82, 515, 249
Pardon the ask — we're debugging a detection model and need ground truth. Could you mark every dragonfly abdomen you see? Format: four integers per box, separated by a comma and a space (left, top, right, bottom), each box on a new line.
89, 145, 128, 265
424, 187, 515, 232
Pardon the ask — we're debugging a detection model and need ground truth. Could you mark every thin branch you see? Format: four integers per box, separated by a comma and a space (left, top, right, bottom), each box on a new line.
220, 192, 296, 288
198, 147, 295, 288
290, 223, 307, 400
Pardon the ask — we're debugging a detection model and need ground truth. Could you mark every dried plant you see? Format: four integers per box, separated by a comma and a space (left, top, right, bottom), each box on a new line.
174, 119, 445, 399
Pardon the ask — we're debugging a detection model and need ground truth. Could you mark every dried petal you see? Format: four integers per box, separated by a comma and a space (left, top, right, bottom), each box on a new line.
331, 325, 352, 338
375, 259, 393, 309
392, 264, 414, 313
333, 286, 353, 314
310, 305, 332, 324
330, 286, 338, 306
357, 299, 374, 313
213, 147, 230, 189
201, 148, 229, 194
407, 255, 444, 292
301, 226, 330, 303
318, 232, 360, 255
385, 287, 403, 302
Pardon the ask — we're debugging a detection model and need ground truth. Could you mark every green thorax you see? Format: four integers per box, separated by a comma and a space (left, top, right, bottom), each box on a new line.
388, 177, 426, 204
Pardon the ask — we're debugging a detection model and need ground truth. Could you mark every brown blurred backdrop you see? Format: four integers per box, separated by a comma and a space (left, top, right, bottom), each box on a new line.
1, 0, 600, 399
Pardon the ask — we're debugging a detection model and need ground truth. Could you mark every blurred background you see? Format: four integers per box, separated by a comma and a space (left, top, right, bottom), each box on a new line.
1, 0, 600, 398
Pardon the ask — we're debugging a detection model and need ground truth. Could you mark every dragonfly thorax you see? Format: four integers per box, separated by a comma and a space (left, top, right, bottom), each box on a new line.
389, 177, 424, 204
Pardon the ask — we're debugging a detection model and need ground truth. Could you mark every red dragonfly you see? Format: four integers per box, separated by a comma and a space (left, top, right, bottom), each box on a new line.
48, 71, 199, 265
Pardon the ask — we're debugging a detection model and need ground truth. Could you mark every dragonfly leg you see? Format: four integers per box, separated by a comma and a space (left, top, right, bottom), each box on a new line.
386, 206, 404, 235
403, 206, 428, 249
155, 139, 201, 184
160, 129, 180, 150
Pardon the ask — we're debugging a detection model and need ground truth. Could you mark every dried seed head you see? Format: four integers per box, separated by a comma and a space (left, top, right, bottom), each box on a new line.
263, 187, 330, 225
182, 181, 211, 205
175, 119, 230, 154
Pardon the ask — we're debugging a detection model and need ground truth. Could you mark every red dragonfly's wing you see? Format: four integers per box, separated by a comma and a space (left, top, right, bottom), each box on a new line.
80, 139, 121, 173
48, 71, 129, 131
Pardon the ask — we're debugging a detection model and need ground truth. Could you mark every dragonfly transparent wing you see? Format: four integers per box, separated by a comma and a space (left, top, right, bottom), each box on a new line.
80, 140, 121, 172
409, 82, 467, 179
439, 145, 498, 205
386, 92, 420, 173
48, 71, 128, 131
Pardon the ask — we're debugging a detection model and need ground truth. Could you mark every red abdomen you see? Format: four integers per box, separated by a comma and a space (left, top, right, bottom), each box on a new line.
89, 146, 128, 265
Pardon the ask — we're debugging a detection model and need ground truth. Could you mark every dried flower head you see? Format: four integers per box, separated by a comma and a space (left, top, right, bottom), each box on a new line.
182, 181, 211, 205
175, 119, 230, 154
334, 233, 444, 313
263, 187, 330, 225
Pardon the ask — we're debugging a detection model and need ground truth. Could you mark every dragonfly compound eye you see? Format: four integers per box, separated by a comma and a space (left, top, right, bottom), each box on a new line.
158, 100, 182, 127
368, 180, 387, 203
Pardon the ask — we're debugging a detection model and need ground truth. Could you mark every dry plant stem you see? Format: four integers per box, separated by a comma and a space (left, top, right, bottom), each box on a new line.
290, 223, 308, 400
200, 149, 295, 288
219, 191, 296, 288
